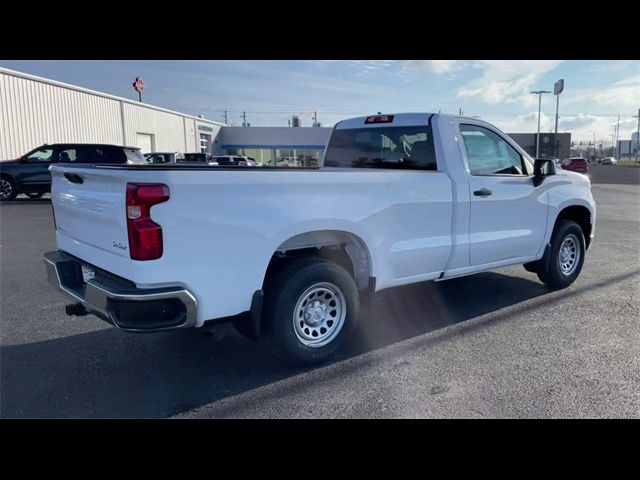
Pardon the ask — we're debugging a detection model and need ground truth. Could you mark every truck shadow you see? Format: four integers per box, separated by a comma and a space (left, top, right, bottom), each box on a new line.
1, 270, 556, 419
6, 266, 639, 419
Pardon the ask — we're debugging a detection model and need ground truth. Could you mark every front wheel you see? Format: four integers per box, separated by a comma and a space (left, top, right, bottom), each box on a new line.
537, 220, 585, 290
0, 177, 17, 201
263, 257, 360, 367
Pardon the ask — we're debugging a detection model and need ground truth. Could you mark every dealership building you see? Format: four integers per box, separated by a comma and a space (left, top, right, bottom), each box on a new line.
1, 67, 571, 165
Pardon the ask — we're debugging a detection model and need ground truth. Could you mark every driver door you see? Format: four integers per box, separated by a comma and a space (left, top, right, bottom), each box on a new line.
20, 146, 58, 187
459, 123, 548, 266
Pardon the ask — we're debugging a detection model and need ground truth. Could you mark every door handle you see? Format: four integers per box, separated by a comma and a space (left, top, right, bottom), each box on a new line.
64, 173, 84, 184
473, 188, 492, 197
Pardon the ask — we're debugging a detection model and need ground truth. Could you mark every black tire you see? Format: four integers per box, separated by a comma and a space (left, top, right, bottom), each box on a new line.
537, 220, 585, 290
0, 177, 18, 201
25, 192, 44, 199
262, 256, 360, 367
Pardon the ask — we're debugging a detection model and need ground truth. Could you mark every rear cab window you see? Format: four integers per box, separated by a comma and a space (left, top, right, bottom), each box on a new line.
324, 123, 438, 170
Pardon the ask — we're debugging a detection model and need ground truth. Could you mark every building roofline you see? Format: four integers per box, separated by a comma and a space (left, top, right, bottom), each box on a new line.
0, 67, 226, 127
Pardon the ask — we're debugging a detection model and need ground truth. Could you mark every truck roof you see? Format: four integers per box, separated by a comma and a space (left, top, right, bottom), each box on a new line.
335, 112, 480, 129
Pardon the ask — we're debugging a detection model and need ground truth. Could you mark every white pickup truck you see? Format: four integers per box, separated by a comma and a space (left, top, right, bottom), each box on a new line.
44, 113, 596, 366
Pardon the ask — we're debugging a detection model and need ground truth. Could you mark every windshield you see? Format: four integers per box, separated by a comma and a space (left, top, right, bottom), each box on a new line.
25, 147, 54, 162
324, 125, 437, 170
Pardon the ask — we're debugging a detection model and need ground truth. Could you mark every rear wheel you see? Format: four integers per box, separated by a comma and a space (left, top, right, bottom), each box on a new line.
25, 192, 44, 199
0, 177, 17, 201
537, 220, 585, 290
262, 257, 359, 367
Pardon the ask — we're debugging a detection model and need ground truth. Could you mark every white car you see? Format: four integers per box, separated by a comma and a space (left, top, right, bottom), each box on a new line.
44, 113, 596, 366
601, 157, 617, 165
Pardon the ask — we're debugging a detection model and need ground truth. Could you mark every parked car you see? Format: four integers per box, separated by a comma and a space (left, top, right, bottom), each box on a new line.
210, 155, 260, 166
44, 113, 596, 366
276, 157, 303, 167
183, 153, 208, 163
561, 157, 589, 173
601, 157, 617, 165
0, 143, 146, 201
144, 152, 185, 164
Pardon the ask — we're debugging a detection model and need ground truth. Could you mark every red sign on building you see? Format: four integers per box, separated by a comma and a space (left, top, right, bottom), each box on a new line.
132, 77, 145, 93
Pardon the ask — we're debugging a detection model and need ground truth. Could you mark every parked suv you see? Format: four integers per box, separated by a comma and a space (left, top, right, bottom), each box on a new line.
1, 143, 146, 201
144, 152, 185, 164
561, 157, 588, 173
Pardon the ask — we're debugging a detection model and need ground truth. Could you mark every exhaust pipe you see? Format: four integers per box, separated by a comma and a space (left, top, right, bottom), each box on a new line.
65, 302, 88, 316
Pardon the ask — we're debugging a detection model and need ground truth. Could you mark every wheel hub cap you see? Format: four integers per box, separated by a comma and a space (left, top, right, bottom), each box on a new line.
293, 282, 347, 348
558, 234, 580, 276
304, 300, 327, 326
1, 180, 12, 198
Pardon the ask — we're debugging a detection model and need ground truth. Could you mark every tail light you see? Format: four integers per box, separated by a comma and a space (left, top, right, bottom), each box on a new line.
126, 183, 170, 261
365, 115, 394, 124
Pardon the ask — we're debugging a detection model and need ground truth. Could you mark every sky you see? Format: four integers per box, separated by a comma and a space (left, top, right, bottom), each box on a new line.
1, 60, 638, 144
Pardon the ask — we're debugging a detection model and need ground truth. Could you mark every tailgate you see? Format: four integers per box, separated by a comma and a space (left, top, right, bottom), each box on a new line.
51, 165, 130, 258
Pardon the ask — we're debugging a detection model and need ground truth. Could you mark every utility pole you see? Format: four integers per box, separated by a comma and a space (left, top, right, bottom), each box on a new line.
531, 90, 551, 158
615, 114, 621, 158
313, 111, 318, 127
242, 111, 247, 127
224, 110, 228, 124
634, 108, 640, 161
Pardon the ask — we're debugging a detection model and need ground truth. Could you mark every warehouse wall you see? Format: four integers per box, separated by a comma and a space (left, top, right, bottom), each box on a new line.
0, 71, 123, 158
122, 102, 189, 152
0, 68, 224, 159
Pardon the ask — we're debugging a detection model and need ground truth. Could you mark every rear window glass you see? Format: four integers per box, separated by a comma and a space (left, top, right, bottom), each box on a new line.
324, 125, 437, 170
97, 147, 127, 164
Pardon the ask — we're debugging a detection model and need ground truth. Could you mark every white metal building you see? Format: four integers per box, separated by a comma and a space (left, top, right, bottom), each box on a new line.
0, 67, 225, 159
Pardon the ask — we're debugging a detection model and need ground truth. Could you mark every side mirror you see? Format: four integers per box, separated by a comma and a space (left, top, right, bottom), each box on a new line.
19, 156, 27, 163
533, 159, 556, 187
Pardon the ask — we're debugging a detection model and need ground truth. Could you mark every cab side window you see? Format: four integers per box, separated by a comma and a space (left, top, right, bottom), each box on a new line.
460, 124, 526, 176
57, 148, 77, 162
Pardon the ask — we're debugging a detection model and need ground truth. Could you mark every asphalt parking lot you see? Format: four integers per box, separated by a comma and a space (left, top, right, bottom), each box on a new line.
1, 164, 639, 418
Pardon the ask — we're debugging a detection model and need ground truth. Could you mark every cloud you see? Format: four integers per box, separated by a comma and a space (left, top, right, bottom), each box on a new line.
405, 60, 462, 74
456, 60, 563, 106
584, 61, 631, 73
558, 114, 601, 130
485, 111, 637, 144
591, 74, 640, 107
562, 73, 640, 111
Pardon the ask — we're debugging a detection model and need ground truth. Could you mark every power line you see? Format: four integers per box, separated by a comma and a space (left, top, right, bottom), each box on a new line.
175, 107, 636, 117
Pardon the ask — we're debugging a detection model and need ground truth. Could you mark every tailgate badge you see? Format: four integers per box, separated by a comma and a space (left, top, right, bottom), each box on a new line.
113, 241, 128, 251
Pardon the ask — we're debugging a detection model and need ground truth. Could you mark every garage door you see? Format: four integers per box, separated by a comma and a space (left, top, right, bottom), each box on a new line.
136, 133, 154, 153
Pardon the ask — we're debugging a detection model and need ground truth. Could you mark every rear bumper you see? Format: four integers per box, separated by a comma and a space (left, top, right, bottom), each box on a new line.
43, 250, 198, 332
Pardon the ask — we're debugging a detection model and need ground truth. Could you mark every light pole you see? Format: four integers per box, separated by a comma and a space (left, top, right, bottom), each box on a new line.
531, 90, 551, 158
587, 130, 596, 162
633, 108, 639, 161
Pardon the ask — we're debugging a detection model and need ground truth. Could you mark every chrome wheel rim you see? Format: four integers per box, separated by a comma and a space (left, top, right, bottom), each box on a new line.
558, 234, 580, 276
293, 282, 346, 348
0, 179, 12, 199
